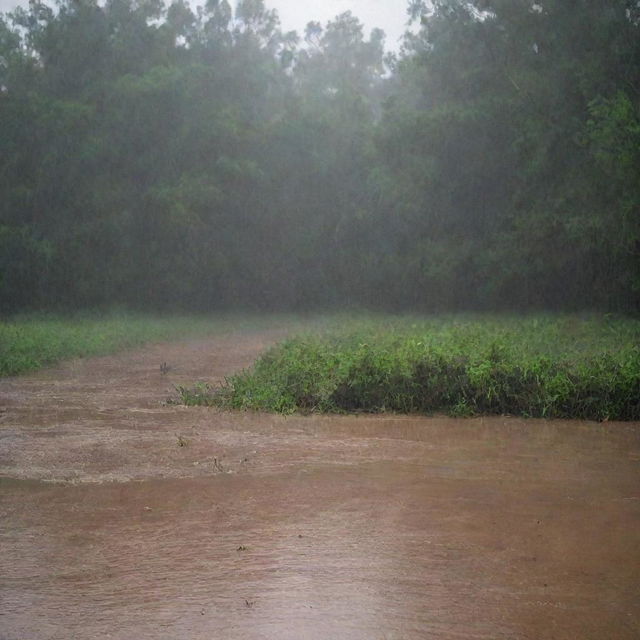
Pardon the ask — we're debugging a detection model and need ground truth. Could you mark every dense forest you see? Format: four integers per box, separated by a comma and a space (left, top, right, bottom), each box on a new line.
1, 0, 638, 313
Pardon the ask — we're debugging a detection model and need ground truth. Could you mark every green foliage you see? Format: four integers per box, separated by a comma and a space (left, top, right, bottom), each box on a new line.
188, 315, 640, 421
375, 0, 640, 311
0, 0, 638, 313
0, 314, 227, 376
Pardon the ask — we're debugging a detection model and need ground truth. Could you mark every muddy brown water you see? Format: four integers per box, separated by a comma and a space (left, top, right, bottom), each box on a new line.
1, 327, 639, 639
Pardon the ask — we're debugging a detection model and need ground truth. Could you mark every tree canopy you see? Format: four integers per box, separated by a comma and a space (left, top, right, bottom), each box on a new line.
1, 0, 638, 312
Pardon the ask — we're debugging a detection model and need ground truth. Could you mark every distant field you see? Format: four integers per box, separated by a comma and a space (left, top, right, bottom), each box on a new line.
0, 314, 286, 377
181, 314, 640, 421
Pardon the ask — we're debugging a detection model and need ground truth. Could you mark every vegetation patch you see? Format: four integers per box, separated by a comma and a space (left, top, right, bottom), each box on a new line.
0, 314, 247, 377
180, 315, 640, 421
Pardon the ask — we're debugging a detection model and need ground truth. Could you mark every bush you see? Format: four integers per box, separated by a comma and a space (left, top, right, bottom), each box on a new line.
180, 314, 640, 421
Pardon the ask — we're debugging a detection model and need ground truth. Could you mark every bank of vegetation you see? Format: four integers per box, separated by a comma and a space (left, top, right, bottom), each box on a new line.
0, 314, 239, 376
1, 0, 638, 314
180, 315, 640, 421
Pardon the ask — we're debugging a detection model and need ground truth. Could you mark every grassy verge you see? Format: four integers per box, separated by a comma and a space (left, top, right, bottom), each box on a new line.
0, 313, 275, 377
180, 314, 640, 421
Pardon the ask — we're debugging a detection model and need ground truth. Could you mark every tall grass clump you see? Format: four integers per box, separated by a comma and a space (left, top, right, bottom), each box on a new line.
183, 315, 640, 421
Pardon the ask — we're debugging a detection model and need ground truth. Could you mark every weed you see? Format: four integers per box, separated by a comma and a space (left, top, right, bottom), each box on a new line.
176, 435, 189, 447
178, 382, 220, 407
181, 314, 640, 421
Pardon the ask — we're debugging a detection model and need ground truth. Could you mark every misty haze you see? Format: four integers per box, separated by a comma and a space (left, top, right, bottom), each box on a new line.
1, 1, 639, 639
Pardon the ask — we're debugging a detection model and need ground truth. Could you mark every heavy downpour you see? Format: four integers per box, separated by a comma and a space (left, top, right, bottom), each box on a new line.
1, 1, 639, 638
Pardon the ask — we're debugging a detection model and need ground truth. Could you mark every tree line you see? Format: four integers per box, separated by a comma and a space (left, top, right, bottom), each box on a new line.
1, 0, 638, 313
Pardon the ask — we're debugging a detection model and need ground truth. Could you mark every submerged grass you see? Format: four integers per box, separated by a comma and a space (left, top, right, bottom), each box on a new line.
0, 313, 289, 377
181, 314, 640, 421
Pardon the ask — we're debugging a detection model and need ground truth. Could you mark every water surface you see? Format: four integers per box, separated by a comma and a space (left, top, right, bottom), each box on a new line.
1, 331, 639, 639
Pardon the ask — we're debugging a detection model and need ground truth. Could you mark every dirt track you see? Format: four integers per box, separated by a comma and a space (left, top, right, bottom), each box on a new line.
1, 326, 639, 639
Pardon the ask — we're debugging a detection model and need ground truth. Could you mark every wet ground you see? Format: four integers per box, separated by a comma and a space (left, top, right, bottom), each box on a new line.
1, 326, 639, 639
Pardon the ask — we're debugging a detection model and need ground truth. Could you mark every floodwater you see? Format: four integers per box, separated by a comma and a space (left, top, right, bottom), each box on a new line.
1, 329, 639, 639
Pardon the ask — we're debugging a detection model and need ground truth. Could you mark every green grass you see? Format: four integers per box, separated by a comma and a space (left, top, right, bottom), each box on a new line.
0, 313, 279, 377
180, 314, 640, 421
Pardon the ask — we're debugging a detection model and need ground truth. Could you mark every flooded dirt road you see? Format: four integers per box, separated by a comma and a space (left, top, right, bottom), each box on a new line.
1, 327, 639, 639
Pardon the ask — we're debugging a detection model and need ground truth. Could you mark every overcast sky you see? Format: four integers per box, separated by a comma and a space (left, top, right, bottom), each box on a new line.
0, 0, 411, 50
261, 0, 410, 49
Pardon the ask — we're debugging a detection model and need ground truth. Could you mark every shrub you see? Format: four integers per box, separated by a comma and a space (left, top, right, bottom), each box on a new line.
181, 314, 640, 421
